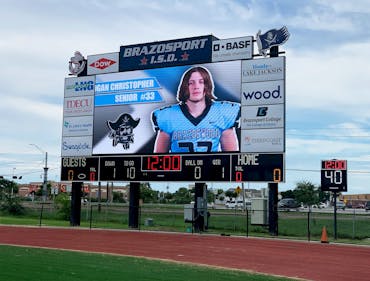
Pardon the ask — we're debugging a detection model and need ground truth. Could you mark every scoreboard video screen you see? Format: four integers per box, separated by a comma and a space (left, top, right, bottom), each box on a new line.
92, 61, 241, 155
61, 35, 286, 182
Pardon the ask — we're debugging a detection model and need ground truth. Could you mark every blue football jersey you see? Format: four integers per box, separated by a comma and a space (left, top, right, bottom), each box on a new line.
152, 101, 240, 152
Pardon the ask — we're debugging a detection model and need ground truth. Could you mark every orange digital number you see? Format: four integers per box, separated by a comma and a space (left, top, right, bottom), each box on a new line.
273, 168, 281, 182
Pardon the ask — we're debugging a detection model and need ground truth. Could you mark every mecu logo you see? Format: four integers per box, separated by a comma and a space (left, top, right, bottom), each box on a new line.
90, 58, 116, 70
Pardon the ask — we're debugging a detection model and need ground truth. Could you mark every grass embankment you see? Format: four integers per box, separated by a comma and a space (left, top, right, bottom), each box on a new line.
0, 245, 294, 281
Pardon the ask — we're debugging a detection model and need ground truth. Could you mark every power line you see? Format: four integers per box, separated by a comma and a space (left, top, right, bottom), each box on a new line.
287, 168, 370, 174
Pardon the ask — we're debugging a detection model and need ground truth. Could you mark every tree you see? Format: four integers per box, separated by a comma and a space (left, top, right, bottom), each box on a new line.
225, 190, 237, 199
54, 193, 70, 220
294, 181, 320, 207
207, 190, 215, 203
172, 187, 192, 204
280, 189, 295, 199
0, 195, 25, 215
0, 178, 18, 199
140, 183, 158, 203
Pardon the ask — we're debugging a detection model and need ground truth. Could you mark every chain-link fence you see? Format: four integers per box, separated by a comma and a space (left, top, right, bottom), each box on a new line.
3, 201, 369, 242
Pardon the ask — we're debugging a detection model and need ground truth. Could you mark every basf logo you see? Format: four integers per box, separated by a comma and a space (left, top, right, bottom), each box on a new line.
242, 80, 284, 106
64, 76, 95, 97
87, 52, 119, 75
242, 57, 285, 83
212, 36, 253, 62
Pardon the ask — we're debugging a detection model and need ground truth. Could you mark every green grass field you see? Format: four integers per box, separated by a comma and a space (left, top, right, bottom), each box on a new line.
0, 245, 294, 281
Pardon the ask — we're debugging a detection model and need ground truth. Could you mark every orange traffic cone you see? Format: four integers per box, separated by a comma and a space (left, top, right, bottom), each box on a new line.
321, 226, 329, 243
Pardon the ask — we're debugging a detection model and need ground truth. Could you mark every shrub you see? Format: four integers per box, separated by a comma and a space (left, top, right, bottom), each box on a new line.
54, 193, 71, 220
0, 196, 25, 215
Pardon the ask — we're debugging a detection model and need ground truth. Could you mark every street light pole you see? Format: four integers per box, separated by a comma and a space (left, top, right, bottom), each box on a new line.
30, 144, 48, 201
43, 152, 48, 201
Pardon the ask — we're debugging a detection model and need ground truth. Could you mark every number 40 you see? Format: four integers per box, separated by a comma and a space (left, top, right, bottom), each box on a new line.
325, 170, 342, 184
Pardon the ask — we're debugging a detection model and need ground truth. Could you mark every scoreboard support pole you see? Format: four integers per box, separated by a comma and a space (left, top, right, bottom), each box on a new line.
268, 182, 278, 236
333, 191, 338, 240
194, 183, 207, 232
129, 182, 140, 228
70, 181, 82, 226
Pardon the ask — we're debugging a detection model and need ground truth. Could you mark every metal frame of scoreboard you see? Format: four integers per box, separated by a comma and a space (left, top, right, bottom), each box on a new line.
61, 35, 286, 183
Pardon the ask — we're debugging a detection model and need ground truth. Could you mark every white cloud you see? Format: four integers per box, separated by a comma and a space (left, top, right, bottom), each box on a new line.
287, 41, 370, 120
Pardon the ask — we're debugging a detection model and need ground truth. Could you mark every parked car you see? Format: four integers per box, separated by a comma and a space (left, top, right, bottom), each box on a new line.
365, 201, 370, 211
312, 202, 327, 209
225, 201, 236, 209
335, 201, 346, 210
278, 198, 300, 209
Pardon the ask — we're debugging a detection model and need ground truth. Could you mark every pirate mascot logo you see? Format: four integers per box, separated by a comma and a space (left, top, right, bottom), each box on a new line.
107, 113, 140, 149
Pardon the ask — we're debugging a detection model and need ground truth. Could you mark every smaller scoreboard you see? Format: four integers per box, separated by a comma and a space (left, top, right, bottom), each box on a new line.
321, 159, 347, 192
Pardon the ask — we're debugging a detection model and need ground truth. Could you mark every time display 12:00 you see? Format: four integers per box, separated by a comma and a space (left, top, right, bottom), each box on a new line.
142, 155, 182, 171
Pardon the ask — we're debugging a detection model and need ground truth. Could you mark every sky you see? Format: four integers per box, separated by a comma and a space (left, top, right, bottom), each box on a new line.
1, 0, 370, 194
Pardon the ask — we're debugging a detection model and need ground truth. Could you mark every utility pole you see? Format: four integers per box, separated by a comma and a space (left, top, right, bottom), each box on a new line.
30, 144, 48, 201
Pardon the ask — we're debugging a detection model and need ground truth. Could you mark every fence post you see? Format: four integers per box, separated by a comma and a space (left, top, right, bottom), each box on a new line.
89, 204, 93, 230
246, 208, 249, 237
307, 208, 311, 241
39, 201, 44, 227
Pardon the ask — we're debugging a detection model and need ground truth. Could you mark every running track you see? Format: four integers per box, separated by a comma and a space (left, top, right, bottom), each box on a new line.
0, 225, 369, 281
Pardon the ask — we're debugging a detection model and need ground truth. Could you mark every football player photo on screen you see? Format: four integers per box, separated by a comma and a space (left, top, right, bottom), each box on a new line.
151, 66, 241, 153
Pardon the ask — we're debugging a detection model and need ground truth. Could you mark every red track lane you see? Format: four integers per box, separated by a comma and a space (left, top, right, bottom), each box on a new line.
0, 226, 369, 281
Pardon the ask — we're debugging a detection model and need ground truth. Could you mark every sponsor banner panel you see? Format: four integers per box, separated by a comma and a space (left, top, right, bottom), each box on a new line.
241, 104, 284, 129
242, 80, 284, 106
64, 76, 95, 97
62, 115, 94, 137
61, 136, 93, 156
212, 36, 253, 62
240, 128, 284, 152
87, 52, 119, 75
242, 57, 285, 83
119, 35, 216, 72
63, 96, 94, 117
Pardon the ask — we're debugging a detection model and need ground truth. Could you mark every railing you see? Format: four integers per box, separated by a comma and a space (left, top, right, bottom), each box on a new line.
3, 201, 370, 242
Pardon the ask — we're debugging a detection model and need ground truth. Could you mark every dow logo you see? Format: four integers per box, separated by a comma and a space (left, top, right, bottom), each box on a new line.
90, 58, 116, 70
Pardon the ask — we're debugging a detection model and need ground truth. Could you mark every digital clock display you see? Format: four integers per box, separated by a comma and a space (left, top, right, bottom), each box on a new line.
321, 160, 346, 170
142, 155, 182, 171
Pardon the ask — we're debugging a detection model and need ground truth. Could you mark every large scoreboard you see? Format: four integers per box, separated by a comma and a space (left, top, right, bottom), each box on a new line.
62, 35, 286, 182
61, 153, 284, 182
